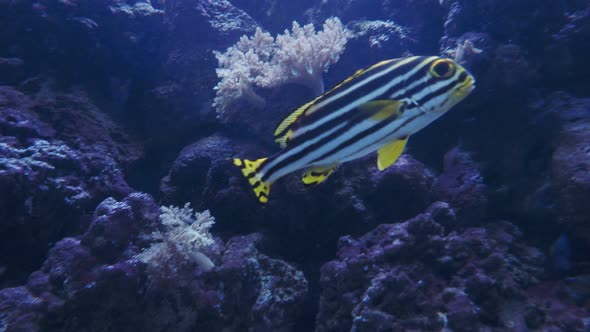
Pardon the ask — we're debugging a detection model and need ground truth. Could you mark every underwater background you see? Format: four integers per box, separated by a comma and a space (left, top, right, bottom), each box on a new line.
1, 0, 590, 331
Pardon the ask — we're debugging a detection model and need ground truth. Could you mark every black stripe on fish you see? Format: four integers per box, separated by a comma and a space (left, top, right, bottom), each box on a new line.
318, 60, 398, 100
309, 110, 423, 165
288, 59, 433, 147
416, 78, 461, 105
261, 124, 352, 182
261, 57, 458, 184
457, 71, 468, 84
272, 60, 406, 141
261, 103, 410, 182
261, 106, 388, 181
263, 60, 439, 180
302, 57, 426, 125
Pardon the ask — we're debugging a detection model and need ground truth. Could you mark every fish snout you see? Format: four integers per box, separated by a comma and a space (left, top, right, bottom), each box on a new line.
455, 72, 476, 99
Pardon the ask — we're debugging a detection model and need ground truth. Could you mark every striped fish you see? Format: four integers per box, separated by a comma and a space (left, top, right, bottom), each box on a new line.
233, 56, 475, 204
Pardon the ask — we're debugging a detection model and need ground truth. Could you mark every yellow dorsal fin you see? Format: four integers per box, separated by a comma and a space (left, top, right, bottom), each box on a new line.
274, 129, 294, 149
320, 60, 394, 97
274, 60, 397, 148
377, 137, 408, 171
274, 98, 318, 148
321, 68, 366, 95
359, 100, 406, 121
302, 164, 339, 185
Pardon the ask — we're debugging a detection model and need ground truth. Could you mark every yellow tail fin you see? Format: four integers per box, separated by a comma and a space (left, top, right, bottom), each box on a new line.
232, 158, 271, 204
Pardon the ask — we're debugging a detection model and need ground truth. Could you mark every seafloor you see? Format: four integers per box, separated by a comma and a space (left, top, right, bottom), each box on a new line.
1, 0, 589, 331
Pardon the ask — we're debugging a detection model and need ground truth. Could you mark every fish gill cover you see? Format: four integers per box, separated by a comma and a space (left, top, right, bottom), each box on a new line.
0, 0, 589, 331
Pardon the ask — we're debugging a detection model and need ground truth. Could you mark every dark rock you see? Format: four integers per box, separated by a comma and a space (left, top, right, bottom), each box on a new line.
478, 92, 590, 249
444, 292, 479, 332
538, 6, 590, 93
0, 0, 259, 155
549, 95, 590, 246
216, 234, 308, 331
0, 0, 165, 81
160, 134, 438, 269
469, 43, 536, 103
526, 275, 590, 331
524, 305, 546, 329
307, 0, 445, 54
193, 0, 258, 35
0, 87, 54, 139
0, 193, 308, 331
1, 0, 589, 330
316, 203, 554, 331
216, 83, 317, 146
437, 0, 585, 108
0, 286, 49, 332
442, 0, 567, 49
0, 84, 141, 287
0, 57, 25, 85
160, 134, 270, 228
230, 0, 315, 34
147, 0, 258, 117
81, 195, 154, 262
365, 154, 436, 223
432, 147, 488, 225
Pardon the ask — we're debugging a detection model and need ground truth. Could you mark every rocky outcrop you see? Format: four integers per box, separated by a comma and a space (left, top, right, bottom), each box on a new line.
0, 193, 308, 332
1, 0, 589, 330
316, 203, 588, 331
0, 84, 141, 287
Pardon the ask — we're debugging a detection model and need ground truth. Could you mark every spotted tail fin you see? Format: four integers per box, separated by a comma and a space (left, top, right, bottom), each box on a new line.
232, 157, 271, 204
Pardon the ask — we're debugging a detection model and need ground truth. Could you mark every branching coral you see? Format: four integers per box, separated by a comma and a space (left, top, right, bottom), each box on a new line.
137, 203, 216, 271
212, 17, 351, 121
159, 203, 215, 251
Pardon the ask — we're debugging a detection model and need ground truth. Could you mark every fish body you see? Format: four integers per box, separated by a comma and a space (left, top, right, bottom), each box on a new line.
234, 56, 476, 203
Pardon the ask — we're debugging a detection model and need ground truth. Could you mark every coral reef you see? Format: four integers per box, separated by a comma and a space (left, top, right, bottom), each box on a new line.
159, 133, 438, 238
0, 84, 141, 287
0, 0, 589, 331
316, 203, 588, 331
432, 147, 488, 225
0, 193, 308, 332
546, 93, 590, 246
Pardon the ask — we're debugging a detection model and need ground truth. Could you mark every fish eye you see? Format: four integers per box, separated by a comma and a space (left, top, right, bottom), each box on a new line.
430, 59, 456, 79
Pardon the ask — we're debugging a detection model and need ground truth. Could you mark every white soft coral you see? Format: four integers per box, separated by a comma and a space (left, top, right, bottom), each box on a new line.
212, 17, 351, 121
137, 203, 216, 271
264, 18, 350, 95
159, 203, 215, 252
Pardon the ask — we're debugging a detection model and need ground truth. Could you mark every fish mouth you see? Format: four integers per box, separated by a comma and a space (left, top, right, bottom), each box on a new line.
456, 76, 476, 96
433, 75, 475, 112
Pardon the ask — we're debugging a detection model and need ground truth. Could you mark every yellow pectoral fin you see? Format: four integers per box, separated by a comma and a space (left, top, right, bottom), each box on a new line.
377, 137, 408, 171
359, 100, 406, 121
302, 164, 339, 185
